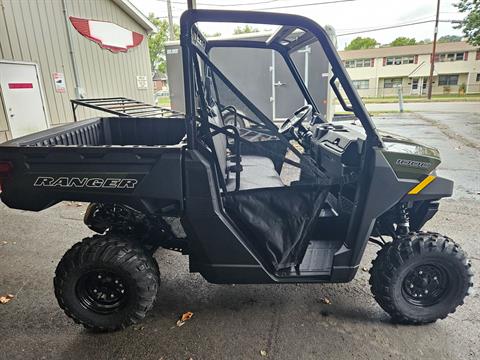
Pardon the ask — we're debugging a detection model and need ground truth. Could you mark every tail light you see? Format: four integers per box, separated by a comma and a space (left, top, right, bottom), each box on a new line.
0, 161, 13, 192
0, 161, 12, 177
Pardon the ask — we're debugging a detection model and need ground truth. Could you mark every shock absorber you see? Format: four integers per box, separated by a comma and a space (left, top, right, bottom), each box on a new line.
397, 203, 410, 236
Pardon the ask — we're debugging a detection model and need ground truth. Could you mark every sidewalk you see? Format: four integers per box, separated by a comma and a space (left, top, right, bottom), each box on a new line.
362, 95, 480, 104
336, 101, 480, 113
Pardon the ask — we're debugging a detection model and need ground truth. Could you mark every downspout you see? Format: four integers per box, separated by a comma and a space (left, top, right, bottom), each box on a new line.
62, 0, 83, 99
270, 50, 276, 120
297, 45, 311, 106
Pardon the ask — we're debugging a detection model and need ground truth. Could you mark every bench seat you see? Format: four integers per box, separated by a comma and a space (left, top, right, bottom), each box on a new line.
226, 155, 284, 191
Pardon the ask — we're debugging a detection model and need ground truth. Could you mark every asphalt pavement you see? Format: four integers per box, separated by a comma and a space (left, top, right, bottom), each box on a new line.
0, 109, 479, 360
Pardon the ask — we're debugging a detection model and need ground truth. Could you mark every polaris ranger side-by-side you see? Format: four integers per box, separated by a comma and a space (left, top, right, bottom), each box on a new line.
0, 10, 472, 331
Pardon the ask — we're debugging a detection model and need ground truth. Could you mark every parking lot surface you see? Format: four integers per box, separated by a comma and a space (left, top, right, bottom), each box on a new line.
1, 110, 479, 360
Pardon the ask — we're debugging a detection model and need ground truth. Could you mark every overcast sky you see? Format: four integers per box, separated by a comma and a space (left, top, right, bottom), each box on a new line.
131, 0, 465, 49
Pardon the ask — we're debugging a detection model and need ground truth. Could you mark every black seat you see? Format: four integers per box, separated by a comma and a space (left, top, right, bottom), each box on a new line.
208, 104, 284, 191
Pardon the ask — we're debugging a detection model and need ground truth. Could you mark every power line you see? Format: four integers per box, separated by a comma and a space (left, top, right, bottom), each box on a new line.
256, 0, 358, 10
201, 0, 281, 6
337, 14, 436, 32
337, 19, 455, 36
155, 0, 359, 18
153, 2, 457, 34
157, 0, 358, 9
156, 0, 284, 7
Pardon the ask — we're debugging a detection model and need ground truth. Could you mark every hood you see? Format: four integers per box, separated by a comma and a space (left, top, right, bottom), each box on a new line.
379, 130, 440, 159
378, 130, 441, 180
334, 121, 440, 179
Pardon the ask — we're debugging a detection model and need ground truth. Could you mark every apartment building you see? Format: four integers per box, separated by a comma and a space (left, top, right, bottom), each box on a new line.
338, 42, 480, 97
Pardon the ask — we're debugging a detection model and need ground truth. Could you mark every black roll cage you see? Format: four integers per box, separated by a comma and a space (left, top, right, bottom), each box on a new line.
180, 9, 384, 150
205, 37, 320, 118
191, 40, 327, 188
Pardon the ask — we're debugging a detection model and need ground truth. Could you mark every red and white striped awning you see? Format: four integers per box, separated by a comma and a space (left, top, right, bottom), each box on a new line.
70, 16, 144, 53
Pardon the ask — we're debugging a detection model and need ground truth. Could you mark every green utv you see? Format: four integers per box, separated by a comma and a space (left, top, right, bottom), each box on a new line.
0, 10, 472, 331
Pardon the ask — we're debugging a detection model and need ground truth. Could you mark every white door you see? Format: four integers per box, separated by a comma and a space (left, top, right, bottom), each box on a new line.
410, 78, 419, 95
421, 77, 428, 96
0, 62, 48, 138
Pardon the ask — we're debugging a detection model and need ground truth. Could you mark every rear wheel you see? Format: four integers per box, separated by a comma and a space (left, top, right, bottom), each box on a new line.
54, 233, 159, 332
369, 232, 473, 324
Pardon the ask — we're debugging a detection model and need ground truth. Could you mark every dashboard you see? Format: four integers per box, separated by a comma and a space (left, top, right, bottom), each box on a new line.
308, 122, 365, 178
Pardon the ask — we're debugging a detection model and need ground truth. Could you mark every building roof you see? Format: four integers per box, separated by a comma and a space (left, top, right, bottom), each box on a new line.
112, 0, 156, 33
339, 41, 478, 60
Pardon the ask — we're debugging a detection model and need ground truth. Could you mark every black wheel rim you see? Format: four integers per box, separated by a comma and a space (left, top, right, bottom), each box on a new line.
402, 264, 449, 307
76, 269, 128, 314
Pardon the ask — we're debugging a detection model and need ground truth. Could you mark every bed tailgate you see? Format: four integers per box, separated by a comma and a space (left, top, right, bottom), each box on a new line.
0, 145, 184, 214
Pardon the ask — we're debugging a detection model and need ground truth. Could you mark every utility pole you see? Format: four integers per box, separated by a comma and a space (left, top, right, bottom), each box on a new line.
427, 0, 440, 100
166, 0, 174, 41
187, 0, 197, 9
397, 86, 404, 113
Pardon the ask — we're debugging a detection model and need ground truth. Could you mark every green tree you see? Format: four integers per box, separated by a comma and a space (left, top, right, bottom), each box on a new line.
233, 25, 259, 35
390, 37, 416, 47
417, 38, 432, 44
344, 37, 378, 50
147, 13, 180, 75
455, 0, 480, 46
438, 35, 463, 43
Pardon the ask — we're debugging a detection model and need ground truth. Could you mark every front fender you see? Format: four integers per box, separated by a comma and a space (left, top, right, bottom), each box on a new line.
402, 175, 453, 202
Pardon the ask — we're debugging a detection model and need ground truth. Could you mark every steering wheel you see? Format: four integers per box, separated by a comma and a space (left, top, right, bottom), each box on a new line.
278, 104, 312, 135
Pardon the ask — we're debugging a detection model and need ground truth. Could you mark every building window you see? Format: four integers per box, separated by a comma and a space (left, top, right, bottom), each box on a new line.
438, 74, 459, 86
385, 56, 414, 65
476, 73, 480, 82
384, 78, 403, 88
345, 58, 372, 68
435, 52, 465, 62
352, 79, 369, 89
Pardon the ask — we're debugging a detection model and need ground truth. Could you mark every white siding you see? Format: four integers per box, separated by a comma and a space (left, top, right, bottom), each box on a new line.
0, 0, 153, 139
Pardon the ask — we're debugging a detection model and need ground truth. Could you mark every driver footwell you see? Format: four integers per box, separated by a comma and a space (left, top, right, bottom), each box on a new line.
277, 240, 340, 277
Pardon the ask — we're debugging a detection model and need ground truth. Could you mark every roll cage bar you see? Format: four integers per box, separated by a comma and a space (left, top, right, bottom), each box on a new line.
180, 9, 384, 149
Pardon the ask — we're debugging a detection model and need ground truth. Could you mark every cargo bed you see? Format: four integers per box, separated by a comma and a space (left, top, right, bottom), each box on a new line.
0, 117, 187, 214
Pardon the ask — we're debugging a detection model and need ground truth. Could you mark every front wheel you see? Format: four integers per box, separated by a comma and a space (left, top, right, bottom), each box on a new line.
54, 233, 160, 332
369, 232, 473, 324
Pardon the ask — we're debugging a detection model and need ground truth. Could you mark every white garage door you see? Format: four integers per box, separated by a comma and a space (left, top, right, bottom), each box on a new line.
0, 62, 48, 138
